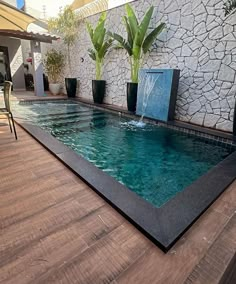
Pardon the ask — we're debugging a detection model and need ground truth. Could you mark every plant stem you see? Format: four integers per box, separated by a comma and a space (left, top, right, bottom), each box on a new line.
131, 56, 141, 83
96, 58, 103, 80
67, 44, 72, 77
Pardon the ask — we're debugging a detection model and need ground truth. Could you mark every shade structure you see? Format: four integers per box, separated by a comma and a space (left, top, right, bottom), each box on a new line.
71, 0, 108, 18
0, 0, 37, 31
70, 0, 95, 10
0, 29, 59, 43
0, 1, 57, 42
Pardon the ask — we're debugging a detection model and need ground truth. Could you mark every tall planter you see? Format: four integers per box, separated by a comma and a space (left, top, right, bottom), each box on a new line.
233, 101, 236, 136
127, 82, 138, 112
65, 78, 77, 97
92, 80, 106, 104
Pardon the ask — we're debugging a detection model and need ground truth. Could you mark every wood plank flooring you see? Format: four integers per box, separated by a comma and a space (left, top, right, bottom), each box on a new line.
0, 121, 235, 284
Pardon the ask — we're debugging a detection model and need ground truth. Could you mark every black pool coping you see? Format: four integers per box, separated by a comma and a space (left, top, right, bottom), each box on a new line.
15, 106, 236, 252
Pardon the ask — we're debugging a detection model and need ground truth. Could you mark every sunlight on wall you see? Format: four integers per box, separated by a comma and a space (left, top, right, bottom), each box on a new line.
10, 45, 22, 77
108, 0, 134, 9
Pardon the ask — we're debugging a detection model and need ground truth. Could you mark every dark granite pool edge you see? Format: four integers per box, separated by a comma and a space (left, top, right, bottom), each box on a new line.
15, 118, 236, 253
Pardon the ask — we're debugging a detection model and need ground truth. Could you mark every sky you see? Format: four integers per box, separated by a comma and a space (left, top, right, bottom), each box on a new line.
16, 0, 24, 9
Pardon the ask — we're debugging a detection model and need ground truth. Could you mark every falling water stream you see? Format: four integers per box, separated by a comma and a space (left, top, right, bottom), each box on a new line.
126, 73, 160, 128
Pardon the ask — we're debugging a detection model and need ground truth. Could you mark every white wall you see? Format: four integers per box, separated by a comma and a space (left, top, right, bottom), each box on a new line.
0, 36, 25, 91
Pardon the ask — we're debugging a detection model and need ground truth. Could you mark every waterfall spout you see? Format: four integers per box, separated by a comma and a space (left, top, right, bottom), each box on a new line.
139, 73, 160, 122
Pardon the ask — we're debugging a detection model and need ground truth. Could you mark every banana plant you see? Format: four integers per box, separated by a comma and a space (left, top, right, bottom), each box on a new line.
108, 4, 165, 83
224, 0, 236, 15
86, 12, 113, 80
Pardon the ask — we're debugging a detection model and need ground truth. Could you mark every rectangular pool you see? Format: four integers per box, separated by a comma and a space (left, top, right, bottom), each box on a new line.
14, 100, 236, 251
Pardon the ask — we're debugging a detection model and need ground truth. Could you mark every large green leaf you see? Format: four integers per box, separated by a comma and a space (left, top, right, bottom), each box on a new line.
108, 31, 132, 56
142, 23, 165, 54
88, 48, 96, 61
98, 12, 107, 25
86, 22, 94, 41
89, 12, 107, 51
86, 11, 113, 79
125, 4, 138, 40
98, 38, 113, 59
93, 18, 106, 50
97, 27, 106, 51
123, 16, 133, 48
133, 6, 154, 58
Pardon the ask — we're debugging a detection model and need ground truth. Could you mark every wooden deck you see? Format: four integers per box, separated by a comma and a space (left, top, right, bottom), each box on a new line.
0, 121, 235, 284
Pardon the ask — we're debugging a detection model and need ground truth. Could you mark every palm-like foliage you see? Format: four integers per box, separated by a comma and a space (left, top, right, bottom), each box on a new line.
108, 4, 165, 83
86, 12, 113, 80
224, 0, 236, 15
48, 6, 78, 76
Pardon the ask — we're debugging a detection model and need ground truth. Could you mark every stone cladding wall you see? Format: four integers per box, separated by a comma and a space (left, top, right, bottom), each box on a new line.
46, 0, 236, 132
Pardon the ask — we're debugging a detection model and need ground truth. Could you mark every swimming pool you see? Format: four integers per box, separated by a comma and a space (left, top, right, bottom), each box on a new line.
15, 100, 232, 207
14, 100, 236, 251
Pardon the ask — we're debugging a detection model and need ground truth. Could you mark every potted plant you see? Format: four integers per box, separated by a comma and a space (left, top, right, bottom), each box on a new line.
44, 49, 64, 95
86, 12, 113, 103
48, 6, 78, 97
108, 4, 165, 111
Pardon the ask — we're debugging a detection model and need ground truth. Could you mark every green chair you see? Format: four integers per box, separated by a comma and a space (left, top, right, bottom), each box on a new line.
0, 81, 17, 140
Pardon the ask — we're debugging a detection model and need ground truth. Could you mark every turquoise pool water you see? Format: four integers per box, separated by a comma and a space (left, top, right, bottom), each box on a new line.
14, 100, 233, 207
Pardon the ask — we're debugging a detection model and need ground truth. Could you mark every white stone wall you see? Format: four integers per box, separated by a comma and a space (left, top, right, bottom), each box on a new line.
47, 0, 236, 132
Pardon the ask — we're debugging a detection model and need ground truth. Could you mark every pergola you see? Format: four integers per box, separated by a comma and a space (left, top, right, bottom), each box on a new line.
0, 0, 59, 96
0, 29, 58, 43
71, 0, 95, 10
71, 0, 109, 18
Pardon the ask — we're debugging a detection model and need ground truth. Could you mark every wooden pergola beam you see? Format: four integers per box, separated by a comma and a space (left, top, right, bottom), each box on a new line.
0, 29, 59, 43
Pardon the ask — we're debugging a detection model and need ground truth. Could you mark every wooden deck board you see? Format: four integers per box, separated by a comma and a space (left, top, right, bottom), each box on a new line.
0, 122, 235, 284
184, 215, 236, 284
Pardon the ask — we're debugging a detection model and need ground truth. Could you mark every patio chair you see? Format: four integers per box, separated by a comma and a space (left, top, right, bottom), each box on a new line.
0, 81, 17, 140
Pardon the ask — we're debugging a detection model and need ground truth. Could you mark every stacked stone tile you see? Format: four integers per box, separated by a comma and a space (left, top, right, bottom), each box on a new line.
47, 0, 236, 132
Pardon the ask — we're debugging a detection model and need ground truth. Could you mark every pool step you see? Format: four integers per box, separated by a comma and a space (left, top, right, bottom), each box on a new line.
36, 109, 102, 122
49, 118, 114, 135
37, 112, 104, 125
39, 113, 108, 128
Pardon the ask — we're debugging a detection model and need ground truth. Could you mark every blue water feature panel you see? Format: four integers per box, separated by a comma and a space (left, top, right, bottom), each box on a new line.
136, 69, 180, 122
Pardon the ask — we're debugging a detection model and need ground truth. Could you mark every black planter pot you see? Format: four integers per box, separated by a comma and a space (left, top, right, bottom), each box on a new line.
65, 78, 77, 97
127, 82, 138, 112
233, 101, 236, 137
92, 80, 106, 104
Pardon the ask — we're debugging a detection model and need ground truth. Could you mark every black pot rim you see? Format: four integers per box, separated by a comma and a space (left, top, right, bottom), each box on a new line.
65, 77, 77, 80
92, 79, 106, 82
